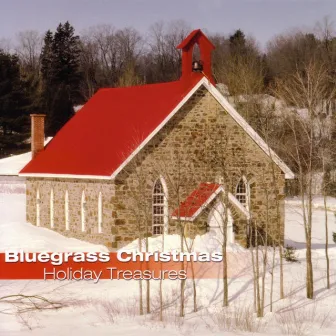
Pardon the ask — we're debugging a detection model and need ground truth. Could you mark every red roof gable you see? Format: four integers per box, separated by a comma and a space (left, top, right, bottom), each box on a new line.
171, 183, 221, 219
20, 75, 203, 177
176, 29, 215, 50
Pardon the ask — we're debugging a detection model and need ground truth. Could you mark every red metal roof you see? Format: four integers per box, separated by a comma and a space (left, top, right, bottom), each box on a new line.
171, 183, 221, 219
20, 75, 203, 177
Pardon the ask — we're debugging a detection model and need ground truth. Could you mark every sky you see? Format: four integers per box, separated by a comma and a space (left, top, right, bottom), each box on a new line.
0, 0, 335, 48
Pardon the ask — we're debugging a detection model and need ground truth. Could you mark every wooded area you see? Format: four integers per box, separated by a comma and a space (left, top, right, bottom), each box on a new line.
0, 18, 335, 165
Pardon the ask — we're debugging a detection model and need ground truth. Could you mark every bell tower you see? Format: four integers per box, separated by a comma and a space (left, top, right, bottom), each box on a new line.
177, 29, 215, 84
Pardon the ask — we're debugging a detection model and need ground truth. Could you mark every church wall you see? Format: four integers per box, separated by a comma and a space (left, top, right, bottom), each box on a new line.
25, 178, 116, 248
25, 87, 286, 250
112, 87, 285, 248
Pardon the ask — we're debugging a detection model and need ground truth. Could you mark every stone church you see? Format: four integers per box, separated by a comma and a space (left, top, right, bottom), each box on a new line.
19, 30, 294, 250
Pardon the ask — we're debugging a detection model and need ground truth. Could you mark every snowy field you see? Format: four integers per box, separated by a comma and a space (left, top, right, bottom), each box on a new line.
1, 192, 336, 335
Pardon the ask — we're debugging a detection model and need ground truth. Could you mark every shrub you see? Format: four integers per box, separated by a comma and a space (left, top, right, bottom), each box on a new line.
283, 245, 299, 262
332, 232, 336, 244
209, 305, 267, 333
275, 302, 332, 336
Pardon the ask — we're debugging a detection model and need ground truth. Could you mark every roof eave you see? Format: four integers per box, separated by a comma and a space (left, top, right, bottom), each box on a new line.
18, 172, 112, 180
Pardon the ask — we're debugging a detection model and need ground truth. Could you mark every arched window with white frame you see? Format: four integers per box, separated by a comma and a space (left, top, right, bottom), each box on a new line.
235, 176, 250, 210
50, 188, 54, 228
65, 190, 69, 230
152, 177, 168, 235
36, 189, 40, 227
81, 190, 86, 232
98, 192, 103, 233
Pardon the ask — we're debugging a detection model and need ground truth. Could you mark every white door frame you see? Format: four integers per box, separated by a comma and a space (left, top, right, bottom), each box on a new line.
207, 200, 234, 244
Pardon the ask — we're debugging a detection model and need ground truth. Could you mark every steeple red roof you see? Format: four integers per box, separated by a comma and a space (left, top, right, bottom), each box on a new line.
177, 29, 215, 84
176, 29, 215, 50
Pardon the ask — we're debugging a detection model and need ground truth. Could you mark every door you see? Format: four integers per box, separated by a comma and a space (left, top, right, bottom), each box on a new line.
206, 201, 234, 250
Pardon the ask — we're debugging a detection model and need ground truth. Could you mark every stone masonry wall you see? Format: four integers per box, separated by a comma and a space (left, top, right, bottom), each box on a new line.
26, 178, 116, 248
113, 87, 285, 248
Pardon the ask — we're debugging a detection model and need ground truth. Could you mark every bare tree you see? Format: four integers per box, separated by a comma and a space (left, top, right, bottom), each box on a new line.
0, 282, 74, 330
318, 123, 336, 290
145, 20, 190, 83
80, 25, 143, 96
274, 60, 334, 299
0, 38, 12, 53
15, 30, 42, 74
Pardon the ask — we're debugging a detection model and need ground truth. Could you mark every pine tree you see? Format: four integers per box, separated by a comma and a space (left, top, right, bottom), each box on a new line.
47, 84, 74, 136
40, 22, 82, 136
0, 51, 30, 158
41, 30, 54, 86
229, 29, 247, 56
52, 22, 82, 103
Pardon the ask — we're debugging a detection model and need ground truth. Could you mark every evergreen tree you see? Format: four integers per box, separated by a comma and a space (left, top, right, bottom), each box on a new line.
40, 22, 82, 136
0, 50, 30, 157
47, 84, 74, 136
229, 29, 247, 56
41, 30, 54, 86
52, 22, 82, 102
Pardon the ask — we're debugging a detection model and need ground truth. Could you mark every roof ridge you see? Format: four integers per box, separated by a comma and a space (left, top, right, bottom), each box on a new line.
98, 80, 182, 91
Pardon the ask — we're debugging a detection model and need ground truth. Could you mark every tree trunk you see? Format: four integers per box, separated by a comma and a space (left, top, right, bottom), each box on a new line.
306, 241, 314, 299
222, 193, 229, 307
249, 222, 257, 312
323, 170, 330, 289
146, 235, 150, 313
191, 259, 197, 312
222, 243, 228, 307
270, 243, 276, 312
180, 223, 185, 317
138, 236, 144, 315
255, 225, 262, 317
160, 230, 165, 321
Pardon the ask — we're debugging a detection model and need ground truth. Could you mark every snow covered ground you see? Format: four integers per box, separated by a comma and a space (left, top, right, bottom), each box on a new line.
0, 138, 52, 177
1, 192, 336, 335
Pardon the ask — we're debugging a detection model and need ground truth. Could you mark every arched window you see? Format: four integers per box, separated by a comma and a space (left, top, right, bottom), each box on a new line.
152, 177, 168, 235
36, 189, 40, 227
65, 190, 69, 230
98, 192, 103, 233
50, 188, 54, 228
81, 191, 86, 232
235, 176, 250, 209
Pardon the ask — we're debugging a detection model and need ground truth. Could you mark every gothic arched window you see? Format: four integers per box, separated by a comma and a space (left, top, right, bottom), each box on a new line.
235, 176, 250, 209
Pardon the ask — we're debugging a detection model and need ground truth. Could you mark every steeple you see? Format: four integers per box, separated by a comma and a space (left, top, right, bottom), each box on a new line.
177, 29, 215, 84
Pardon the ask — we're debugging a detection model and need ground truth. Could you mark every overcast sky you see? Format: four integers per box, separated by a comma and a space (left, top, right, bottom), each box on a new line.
0, 0, 335, 47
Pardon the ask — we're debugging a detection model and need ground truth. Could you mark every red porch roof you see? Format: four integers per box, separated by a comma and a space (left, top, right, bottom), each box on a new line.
171, 183, 221, 219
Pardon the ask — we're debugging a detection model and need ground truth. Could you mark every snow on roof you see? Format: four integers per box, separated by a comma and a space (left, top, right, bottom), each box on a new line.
171, 182, 250, 221
74, 105, 84, 112
0, 137, 52, 176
